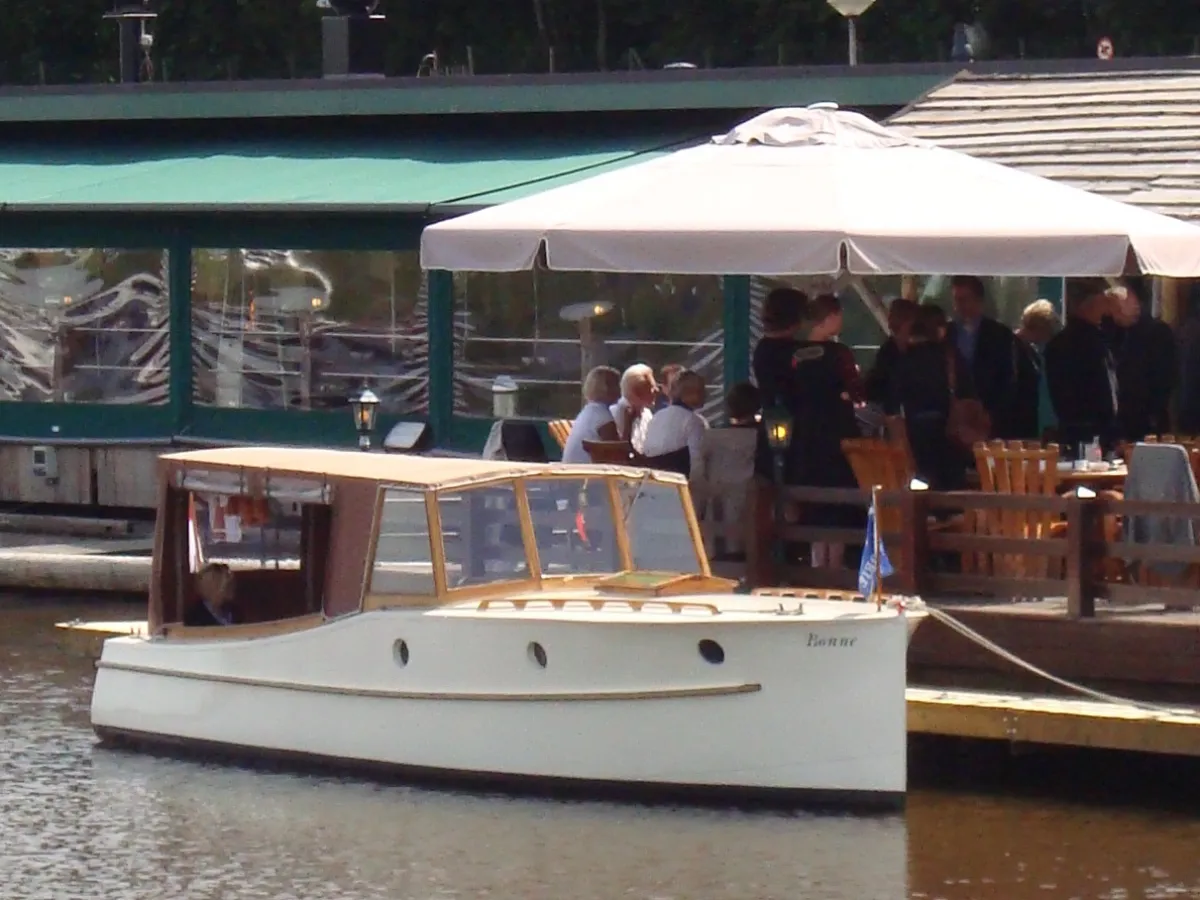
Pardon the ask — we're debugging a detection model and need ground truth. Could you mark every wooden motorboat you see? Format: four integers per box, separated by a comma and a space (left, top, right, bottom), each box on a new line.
81, 447, 924, 807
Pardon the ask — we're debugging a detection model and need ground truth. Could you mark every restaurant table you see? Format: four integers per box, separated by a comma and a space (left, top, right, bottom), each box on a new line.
1055, 462, 1127, 490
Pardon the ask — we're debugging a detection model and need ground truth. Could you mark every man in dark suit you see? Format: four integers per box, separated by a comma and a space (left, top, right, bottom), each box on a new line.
1105, 284, 1177, 442
946, 276, 1022, 439
1045, 279, 1121, 454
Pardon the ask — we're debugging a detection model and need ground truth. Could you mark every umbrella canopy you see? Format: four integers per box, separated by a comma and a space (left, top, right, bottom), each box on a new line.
420, 105, 1200, 277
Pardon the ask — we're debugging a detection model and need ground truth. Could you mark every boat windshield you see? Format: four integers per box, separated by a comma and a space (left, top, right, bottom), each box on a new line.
523, 475, 702, 578
614, 477, 703, 575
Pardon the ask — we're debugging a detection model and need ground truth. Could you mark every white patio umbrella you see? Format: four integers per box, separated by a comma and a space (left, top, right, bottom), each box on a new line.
420, 104, 1200, 278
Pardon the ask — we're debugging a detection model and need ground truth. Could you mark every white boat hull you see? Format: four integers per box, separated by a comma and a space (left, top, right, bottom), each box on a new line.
91, 600, 920, 807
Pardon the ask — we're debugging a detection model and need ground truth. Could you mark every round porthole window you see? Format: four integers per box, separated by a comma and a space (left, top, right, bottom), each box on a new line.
698, 639, 725, 665
528, 641, 548, 669
393, 639, 410, 667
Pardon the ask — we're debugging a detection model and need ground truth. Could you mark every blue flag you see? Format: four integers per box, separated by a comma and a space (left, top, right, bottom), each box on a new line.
858, 502, 894, 597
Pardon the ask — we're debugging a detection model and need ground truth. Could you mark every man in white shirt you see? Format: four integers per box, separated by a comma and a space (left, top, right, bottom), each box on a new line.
609, 363, 657, 454
642, 369, 709, 479
561, 366, 621, 463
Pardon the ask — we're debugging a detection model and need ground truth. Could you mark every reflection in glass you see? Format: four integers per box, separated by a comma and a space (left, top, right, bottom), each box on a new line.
191, 250, 429, 414
437, 483, 529, 588
526, 477, 619, 575
616, 478, 702, 574
371, 488, 435, 595
0, 248, 168, 404
454, 270, 724, 420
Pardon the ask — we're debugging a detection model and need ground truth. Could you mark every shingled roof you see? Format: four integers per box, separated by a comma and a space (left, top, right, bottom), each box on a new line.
887, 69, 1200, 222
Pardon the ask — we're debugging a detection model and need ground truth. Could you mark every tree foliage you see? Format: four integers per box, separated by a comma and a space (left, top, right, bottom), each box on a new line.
4, 0, 1199, 85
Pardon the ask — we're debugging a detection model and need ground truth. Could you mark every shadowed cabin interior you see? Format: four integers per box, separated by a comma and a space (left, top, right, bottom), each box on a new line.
151, 462, 362, 634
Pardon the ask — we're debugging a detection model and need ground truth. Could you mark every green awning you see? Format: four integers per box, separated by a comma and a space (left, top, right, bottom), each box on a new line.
0, 133, 699, 214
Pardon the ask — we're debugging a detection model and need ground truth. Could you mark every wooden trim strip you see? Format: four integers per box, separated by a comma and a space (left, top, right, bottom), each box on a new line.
424, 490, 449, 598
95, 661, 761, 702
606, 478, 634, 571
512, 476, 542, 584
679, 483, 713, 577
162, 613, 325, 640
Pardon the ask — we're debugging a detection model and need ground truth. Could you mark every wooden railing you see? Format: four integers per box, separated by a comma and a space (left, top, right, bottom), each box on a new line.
703, 480, 1200, 618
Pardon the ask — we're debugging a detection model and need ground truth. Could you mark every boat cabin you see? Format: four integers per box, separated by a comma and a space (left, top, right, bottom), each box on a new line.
151, 447, 722, 637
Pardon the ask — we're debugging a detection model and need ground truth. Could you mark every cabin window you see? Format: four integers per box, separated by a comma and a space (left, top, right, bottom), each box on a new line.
616, 479, 702, 574
437, 482, 531, 588
370, 488, 435, 595
525, 478, 621, 575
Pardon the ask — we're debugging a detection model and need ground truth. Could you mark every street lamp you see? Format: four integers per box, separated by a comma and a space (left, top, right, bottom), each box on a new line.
350, 386, 380, 451
826, 0, 876, 66
559, 300, 614, 401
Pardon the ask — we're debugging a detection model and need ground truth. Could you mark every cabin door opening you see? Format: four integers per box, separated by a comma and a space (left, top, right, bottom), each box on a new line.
154, 473, 336, 631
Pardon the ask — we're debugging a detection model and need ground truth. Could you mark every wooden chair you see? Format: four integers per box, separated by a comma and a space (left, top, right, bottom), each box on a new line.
548, 419, 573, 451
693, 428, 758, 559
581, 439, 635, 465
841, 437, 914, 568
972, 441, 1064, 578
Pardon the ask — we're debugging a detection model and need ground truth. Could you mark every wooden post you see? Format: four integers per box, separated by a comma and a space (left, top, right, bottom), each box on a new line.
898, 486, 931, 596
1065, 492, 1099, 618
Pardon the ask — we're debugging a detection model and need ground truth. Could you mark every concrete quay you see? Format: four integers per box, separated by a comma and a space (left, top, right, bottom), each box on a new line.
0, 524, 151, 594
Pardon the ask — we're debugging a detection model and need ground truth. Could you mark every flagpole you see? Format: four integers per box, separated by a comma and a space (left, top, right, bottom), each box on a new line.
872, 484, 883, 611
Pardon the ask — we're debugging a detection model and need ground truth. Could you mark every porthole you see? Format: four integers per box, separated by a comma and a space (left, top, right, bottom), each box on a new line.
393, 639, 410, 667
698, 639, 725, 665
528, 641, 548, 669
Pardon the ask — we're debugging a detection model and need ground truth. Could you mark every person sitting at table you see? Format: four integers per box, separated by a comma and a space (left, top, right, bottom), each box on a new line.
1046, 279, 1120, 455
184, 562, 237, 627
654, 363, 684, 411
724, 381, 761, 427
643, 369, 709, 478
610, 363, 657, 454
561, 366, 622, 464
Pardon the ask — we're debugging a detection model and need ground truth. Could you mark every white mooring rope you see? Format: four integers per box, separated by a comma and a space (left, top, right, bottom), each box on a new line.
915, 602, 1200, 720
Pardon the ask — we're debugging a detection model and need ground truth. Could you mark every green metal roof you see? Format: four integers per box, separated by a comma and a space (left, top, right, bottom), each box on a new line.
0, 65, 954, 123
0, 134, 697, 213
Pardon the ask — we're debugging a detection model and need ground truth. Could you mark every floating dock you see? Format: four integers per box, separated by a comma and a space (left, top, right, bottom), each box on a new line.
907, 687, 1200, 757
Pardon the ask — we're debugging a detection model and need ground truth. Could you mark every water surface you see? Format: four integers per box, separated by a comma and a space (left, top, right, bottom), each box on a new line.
3, 596, 1199, 900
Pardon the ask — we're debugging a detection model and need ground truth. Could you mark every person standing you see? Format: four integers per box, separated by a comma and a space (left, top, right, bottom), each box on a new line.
887, 304, 977, 490
946, 275, 1019, 439
1105, 284, 1177, 442
1045, 280, 1120, 454
1012, 300, 1060, 441
864, 298, 919, 407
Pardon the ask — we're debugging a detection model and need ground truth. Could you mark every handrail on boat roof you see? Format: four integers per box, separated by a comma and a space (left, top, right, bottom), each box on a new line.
475, 596, 721, 615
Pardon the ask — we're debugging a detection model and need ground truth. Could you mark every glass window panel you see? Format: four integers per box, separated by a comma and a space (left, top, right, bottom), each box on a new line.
437, 482, 529, 588
454, 270, 725, 421
525, 477, 621, 575
371, 488, 435, 595
190, 492, 302, 571
615, 478, 701, 574
0, 248, 168, 404
191, 249, 428, 413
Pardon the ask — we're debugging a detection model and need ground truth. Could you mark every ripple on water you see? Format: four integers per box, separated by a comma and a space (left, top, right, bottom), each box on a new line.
3, 600, 1200, 900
